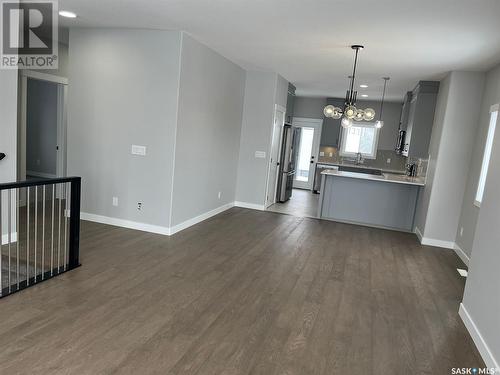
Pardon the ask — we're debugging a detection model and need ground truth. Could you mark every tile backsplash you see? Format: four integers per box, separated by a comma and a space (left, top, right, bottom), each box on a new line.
318, 147, 410, 173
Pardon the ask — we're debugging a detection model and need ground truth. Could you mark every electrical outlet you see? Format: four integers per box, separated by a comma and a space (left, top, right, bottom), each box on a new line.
218, 191, 222, 199
460, 227, 464, 237
329, 152, 333, 157
319, 152, 325, 157
387, 158, 391, 164
137, 202, 142, 211
131, 145, 147, 156
112, 197, 119, 206
36, 159, 41, 165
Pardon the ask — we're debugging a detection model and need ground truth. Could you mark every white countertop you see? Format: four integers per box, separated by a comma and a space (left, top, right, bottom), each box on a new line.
316, 162, 407, 175
321, 168, 426, 186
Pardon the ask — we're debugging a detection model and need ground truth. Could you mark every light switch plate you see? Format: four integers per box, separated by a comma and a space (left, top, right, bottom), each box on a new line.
131, 145, 147, 156
319, 152, 325, 157
255, 151, 266, 159
112, 197, 119, 206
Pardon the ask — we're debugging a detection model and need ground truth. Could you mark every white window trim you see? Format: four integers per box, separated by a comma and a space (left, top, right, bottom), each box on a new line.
474, 104, 499, 208
339, 122, 380, 159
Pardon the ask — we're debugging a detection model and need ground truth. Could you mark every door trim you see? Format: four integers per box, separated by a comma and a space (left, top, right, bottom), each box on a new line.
19, 71, 68, 182
264, 104, 286, 208
291, 117, 323, 190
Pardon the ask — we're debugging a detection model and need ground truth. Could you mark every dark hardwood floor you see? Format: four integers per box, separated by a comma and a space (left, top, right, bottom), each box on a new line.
0, 207, 483, 374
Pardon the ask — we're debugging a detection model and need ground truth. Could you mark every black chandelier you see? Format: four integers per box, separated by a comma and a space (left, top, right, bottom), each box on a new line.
323, 45, 375, 128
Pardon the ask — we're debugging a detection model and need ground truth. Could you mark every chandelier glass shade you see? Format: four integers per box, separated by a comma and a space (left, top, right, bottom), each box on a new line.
324, 45, 375, 128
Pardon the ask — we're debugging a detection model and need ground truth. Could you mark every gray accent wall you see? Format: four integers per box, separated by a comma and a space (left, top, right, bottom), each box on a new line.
293, 97, 326, 119
67, 29, 182, 228
170, 34, 246, 226
455, 64, 500, 256
462, 64, 500, 368
414, 72, 485, 244
356, 99, 403, 151
302, 97, 402, 150
26, 79, 58, 176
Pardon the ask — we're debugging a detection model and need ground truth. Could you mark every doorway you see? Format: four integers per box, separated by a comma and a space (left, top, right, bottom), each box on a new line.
265, 104, 286, 208
292, 118, 322, 190
18, 71, 68, 182
266, 117, 322, 218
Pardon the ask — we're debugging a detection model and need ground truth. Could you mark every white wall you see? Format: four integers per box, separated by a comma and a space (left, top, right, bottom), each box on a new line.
414, 75, 450, 236
414, 72, 485, 248
67, 29, 182, 229
0, 70, 18, 241
455, 65, 500, 256
461, 63, 500, 370
235, 71, 288, 207
170, 34, 246, 226
0, 70, 18, 183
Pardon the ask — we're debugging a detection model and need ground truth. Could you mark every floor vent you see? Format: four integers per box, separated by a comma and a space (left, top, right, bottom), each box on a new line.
457, 268, 468, 277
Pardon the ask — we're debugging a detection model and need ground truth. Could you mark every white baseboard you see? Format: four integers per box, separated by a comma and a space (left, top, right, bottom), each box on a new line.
80, 212, 170, 236
415, 227, 470, 266
234, 201, 265, 211
1, 232, 18, 245
169, 202, 235, 235
80, 202, 236, 237
26, 170, 57, 179
420, 237, 455, 249
459, 303, 499, 370
415, 226, 423, 242
453, 243, 470, 267
414, 227, 455, 249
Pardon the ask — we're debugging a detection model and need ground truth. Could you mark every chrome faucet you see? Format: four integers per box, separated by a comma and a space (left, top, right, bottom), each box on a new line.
356, 152, 364, 165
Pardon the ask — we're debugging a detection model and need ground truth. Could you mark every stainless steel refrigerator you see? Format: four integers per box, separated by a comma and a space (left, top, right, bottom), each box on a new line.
276, 124, 301, 203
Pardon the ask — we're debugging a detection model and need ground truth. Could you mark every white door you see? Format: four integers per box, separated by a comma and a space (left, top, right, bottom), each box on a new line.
292, 118, 323, 190
265, 105, 286, 207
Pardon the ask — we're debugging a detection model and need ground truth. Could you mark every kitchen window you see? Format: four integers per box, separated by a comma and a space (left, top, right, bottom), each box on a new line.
475, 104, 499, 207
339, 122, 380, 159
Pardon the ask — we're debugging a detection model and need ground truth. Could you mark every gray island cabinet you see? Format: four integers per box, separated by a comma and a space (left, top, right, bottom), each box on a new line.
318, 170, 425, 232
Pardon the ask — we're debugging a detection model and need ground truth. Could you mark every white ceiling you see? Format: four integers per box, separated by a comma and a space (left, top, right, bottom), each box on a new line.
59, 0, 500, 101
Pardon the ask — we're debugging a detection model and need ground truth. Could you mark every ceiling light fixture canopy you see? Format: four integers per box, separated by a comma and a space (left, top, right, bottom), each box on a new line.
323, 45, 375, 128
375, 77, 390, 129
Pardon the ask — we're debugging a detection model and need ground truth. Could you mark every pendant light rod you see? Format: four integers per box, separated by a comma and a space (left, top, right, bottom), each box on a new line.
379, 77, 390, 120
348, 45, 364, 104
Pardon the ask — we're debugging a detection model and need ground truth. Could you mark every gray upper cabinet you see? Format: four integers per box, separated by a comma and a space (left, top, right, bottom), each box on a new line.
286, 83, 296, 124
402, 81, 439, 158
320, 98, 344, 147
399, 91, 412, 132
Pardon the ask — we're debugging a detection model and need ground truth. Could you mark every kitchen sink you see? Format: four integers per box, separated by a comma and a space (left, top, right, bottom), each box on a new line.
338, 166, 383, 176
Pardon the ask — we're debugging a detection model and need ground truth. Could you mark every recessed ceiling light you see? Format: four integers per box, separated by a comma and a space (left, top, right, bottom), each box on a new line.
360, 84, 368, 88
361, 94, 368, 97
59, 10, 77, 18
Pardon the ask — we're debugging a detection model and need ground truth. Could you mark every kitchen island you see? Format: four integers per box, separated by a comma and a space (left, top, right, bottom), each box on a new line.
318, 168, 425, 232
